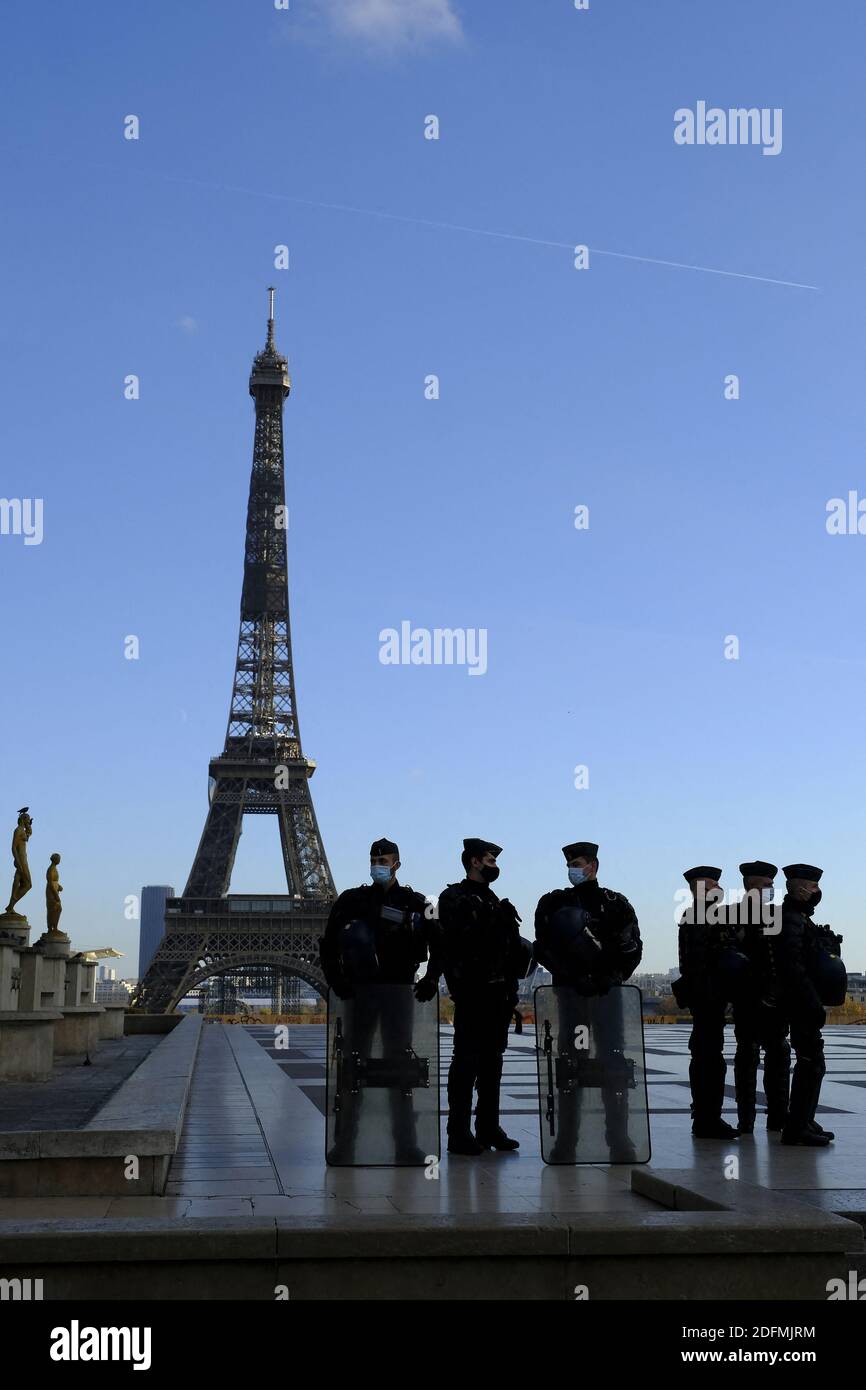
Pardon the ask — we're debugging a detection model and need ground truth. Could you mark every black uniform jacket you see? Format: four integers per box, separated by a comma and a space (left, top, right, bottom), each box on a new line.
677, 895, 738, 981
433, 879, 524, 997
535, 880, 641, 992
319, 881, 431, 991
757, 895, 824, 1017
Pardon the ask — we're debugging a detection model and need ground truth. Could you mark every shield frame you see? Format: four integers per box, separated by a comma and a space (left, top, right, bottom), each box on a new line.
325, 981, 440, 1167
534, 983, 651, 1166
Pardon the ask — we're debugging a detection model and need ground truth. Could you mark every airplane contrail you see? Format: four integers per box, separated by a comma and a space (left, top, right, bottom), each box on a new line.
84, 162, 821, 291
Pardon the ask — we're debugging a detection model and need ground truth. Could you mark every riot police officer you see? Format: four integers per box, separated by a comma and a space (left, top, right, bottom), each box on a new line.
319, 837, 435, 1163
769, 864, 835, 1147
675, 866, 743, 1139
533, 840, 643, 1163
731, 860, 791, 1134
534, 841, 641, 991
425, 838, 528, 1156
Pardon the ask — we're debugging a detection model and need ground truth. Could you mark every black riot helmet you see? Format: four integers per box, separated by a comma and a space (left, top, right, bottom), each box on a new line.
811, 952, 847, 1007
338, 919, 380, 984
810, 929, 847, 1007
713, 947, 752, 1004
546, 906, 603, 971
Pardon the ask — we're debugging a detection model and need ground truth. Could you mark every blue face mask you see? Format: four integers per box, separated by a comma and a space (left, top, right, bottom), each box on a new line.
568, 867, 587, 887
371, 864, 392, 885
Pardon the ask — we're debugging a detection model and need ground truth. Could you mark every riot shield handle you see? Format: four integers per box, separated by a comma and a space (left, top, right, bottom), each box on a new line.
543, 1019, 556, 1134
333, 1019, 345, 1121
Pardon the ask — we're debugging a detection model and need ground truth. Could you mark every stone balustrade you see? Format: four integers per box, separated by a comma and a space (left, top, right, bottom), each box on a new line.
0, 923, 110, 1081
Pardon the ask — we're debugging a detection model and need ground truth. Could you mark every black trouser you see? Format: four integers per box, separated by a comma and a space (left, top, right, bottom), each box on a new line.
688, 995, 728, 1127
448, 983, 513, 1135
786, 1005, 826, 1135
332, 985, 419, 1157
732, 994, 791, 1127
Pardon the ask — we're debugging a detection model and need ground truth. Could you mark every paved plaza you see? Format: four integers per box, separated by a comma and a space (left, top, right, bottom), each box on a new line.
2, 1020, 865, 1224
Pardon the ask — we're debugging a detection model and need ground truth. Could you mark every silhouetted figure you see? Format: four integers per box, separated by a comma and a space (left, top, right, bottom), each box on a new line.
321, 837, 435, 1165
534, 839, 642, 1163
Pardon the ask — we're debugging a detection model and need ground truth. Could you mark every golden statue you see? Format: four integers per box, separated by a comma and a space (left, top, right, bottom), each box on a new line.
5, 807, 33, 918
46, 852, 65, 936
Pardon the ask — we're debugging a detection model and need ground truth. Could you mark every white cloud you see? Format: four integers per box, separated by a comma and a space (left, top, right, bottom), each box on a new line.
320, 0, 463, 50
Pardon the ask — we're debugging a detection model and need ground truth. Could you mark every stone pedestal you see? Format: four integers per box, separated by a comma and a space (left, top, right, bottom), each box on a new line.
97, 1004, 127, 1040
54, 956, 104, 1057
54, 1006, 103, 1057
19, 932, 71, 1016
65, 955, 93, 1008
31, 932, 72, 1011
82, 959, 99, 1004
0, 941, 22, 1011
17, 948, 43, 1012
0, 911, 31, 947
0, 1011, 63, 1080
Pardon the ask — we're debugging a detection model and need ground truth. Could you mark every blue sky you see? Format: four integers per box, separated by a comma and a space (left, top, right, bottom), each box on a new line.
2, 0, 865, 974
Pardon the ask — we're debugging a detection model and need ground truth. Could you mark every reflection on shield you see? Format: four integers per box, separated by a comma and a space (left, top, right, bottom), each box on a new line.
534, 984, 650, 1165
326, 982, 440, 1166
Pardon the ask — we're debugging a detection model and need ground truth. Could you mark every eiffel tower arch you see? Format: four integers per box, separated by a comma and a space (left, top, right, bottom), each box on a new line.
132, 291, 336, 1013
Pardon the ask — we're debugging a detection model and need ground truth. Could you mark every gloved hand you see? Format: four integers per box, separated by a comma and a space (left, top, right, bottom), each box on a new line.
671, 976, 690, 1008
414, 975, 439, 1002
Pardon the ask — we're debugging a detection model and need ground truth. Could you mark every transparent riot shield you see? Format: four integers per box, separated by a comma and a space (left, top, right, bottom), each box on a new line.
326, 982, 440, 1166
534, 984, 650, 1164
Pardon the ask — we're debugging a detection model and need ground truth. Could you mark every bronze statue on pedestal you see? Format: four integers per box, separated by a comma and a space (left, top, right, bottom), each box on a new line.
4, 807, 33, 919
46, 852, 66, 937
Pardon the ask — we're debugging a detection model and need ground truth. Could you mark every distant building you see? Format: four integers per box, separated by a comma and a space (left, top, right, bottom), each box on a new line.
139, 886, 175, 979
847, 972, 866, 1005
96, 977, 132, 1004
633, 971, 676, 995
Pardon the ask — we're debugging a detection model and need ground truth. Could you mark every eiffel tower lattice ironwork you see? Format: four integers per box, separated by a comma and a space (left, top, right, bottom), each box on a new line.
131, 290, 335, 1012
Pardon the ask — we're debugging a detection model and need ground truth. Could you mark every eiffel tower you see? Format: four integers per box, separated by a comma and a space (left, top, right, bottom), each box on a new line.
132, 290, 336, 1012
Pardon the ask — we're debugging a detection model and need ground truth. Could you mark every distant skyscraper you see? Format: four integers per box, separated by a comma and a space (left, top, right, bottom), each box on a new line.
139, 886, 175, 979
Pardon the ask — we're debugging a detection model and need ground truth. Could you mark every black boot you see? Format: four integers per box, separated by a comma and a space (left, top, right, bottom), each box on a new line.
692, 1118, 740, 1139
603, 1089, 638, 1160
326, 1142, 354, 1164
395, 1143, 431, 1164
390, 1091, 427, 1165
447, 1130, 484, 1156
475, 1125, 519, 1151
326, 1102, 360, 1164
808, 1120, 835, 1141
548, 1089, 581, 1164
780, 1127, 830, 1146
782, 1056, 826, 1145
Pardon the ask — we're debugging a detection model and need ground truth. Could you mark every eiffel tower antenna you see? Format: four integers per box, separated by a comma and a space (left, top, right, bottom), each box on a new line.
132, 290, 335, 1012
